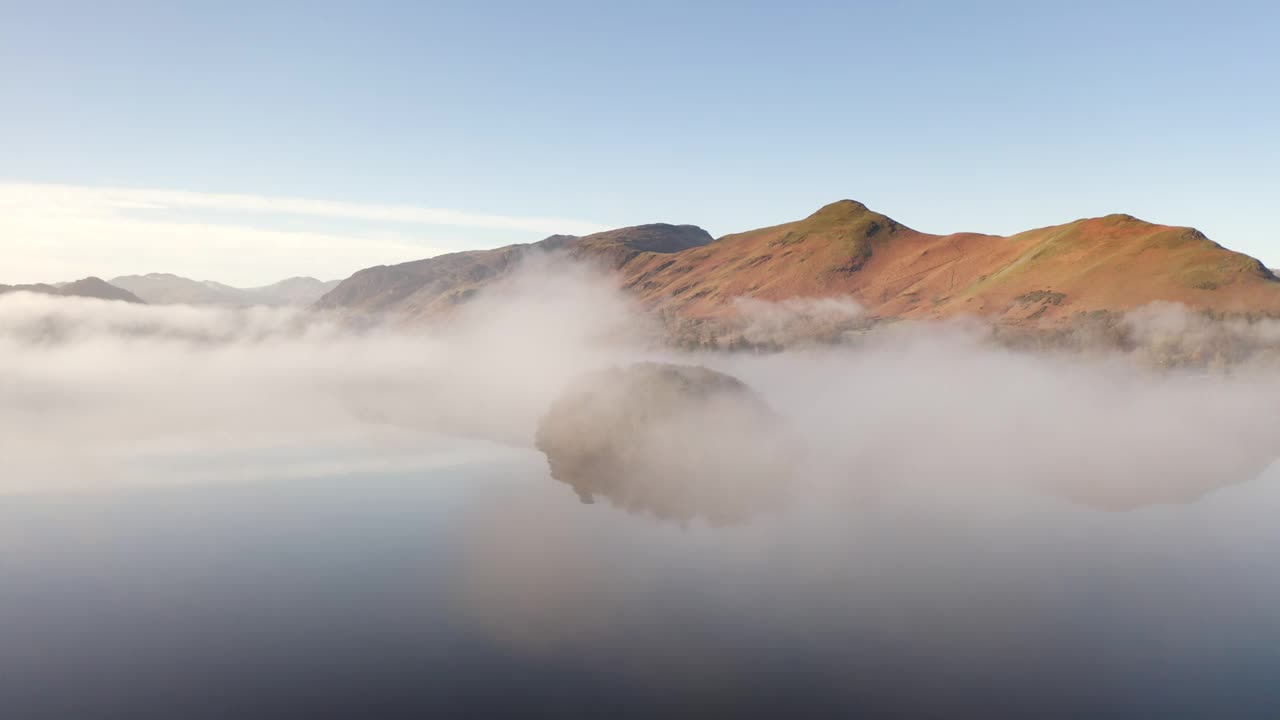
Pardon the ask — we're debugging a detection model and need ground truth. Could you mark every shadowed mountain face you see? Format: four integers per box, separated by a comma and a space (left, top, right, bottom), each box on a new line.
111, 273, 339, 307
314, 223, 713, 318
0, 277, 145, 304
317, 201, 1280, 324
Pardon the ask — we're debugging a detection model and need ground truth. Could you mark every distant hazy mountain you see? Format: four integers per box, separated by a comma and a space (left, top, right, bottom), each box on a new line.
111, 273, 339, 307
0, 277, 145, 303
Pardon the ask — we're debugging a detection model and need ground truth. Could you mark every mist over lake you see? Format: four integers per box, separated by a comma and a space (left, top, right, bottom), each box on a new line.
4, 273, 1280, 718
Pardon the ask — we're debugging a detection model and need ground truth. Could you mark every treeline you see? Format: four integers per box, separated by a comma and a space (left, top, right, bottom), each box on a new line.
991, 308, 1280, 371
655, 307, 871, 354
657, 305, 1280, 371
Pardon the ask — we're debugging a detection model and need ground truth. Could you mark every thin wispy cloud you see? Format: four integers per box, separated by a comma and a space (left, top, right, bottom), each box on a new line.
0, 182, 611, 236
0, 182, 611, 285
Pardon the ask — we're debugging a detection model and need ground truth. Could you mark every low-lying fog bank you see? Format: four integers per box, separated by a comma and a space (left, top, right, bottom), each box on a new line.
2, 258, 1278, 511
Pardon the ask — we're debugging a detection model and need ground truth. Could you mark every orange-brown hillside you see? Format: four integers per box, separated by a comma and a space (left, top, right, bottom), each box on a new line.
316, 201, 1280, 323
622, 200, 1280, 322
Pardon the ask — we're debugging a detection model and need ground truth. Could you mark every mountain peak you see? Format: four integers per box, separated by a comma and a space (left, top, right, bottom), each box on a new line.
541, 223, 713, 254
809, 199, 871, 218
1100, 213, 1140, 224
592, 223, 713, 253
58, 277, 145, 303
0, 277, 146, 303
793, 199, 905, 241
803, 197, 875, 220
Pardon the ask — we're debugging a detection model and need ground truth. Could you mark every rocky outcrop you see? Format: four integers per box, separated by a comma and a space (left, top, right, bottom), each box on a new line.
535, 362, 793, 525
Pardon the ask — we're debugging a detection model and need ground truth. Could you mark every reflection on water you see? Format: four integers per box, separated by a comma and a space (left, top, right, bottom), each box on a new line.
1, 445, 1279, 718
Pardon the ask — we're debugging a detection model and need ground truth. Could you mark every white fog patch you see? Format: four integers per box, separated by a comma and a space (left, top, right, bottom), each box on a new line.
1, 259, 1279, 511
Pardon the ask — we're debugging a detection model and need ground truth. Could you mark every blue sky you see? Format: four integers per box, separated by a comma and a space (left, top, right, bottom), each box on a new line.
2, 0, 1278, 284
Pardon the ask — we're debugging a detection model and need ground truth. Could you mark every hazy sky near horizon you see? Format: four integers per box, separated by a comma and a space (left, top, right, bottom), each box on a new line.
2, 0, 1278, 285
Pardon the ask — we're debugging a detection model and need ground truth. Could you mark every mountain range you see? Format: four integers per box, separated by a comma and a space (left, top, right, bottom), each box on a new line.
109, 274, 339, 307
0, 273, 338, 308
8, 201, 1278, 325
314, 200, 1280, 323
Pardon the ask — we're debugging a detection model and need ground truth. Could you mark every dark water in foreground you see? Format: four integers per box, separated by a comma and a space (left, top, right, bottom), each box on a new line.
1, 445, 1279, 719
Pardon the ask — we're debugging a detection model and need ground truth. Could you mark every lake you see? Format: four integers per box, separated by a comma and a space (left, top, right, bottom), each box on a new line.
1, 441, 1278, 718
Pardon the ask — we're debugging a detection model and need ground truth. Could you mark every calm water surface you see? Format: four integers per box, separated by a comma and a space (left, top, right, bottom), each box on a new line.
1, 443, 1278, 718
